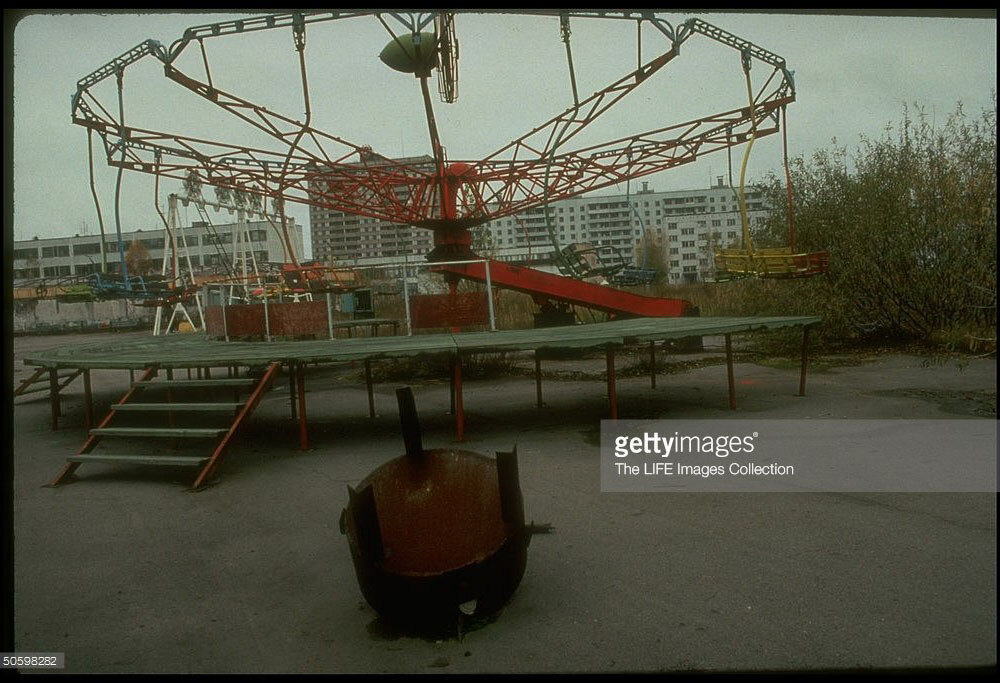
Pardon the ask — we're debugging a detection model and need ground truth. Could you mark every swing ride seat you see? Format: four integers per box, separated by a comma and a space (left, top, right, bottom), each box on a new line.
555, 243, 628, 280
713, 247, 829, 280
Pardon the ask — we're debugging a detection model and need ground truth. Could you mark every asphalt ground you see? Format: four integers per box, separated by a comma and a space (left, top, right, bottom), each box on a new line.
10, 331, 997, 673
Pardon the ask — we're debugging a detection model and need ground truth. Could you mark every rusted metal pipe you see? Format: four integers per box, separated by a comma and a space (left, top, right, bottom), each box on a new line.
396, 387, 423, 459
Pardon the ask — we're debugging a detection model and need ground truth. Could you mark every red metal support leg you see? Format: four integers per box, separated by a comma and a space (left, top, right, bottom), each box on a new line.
193, 362, 280, 490
365, 360, 376, 418
606, 346, 618, 420
453, 353, 465, 442
534, 351, 543, 408
725, 334, 736, 410
297, 363, 308, 451
49, 369, 60, 430
798, 325, 810, 397
82, 369, 93, 432
288, 364, 298, 420
649, 341, 657, 389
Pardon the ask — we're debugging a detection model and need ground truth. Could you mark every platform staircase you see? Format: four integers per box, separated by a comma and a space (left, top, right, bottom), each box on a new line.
50, 362, 281, 489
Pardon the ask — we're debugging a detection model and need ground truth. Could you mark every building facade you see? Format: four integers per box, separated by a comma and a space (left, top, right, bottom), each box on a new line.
12, 218, 303, 283
478, 177, 769, 283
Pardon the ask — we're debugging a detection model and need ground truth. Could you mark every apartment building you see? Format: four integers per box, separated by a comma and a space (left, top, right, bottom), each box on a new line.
479, 177, 768, 283
313, 165, 770, 283
12, 218, 304, 283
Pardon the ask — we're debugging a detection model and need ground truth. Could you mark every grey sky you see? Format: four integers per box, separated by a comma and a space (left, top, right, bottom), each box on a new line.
11, 11, 996, 260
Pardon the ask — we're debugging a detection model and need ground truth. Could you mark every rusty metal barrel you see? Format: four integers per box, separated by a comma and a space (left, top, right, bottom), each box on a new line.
340, 387, 530, 625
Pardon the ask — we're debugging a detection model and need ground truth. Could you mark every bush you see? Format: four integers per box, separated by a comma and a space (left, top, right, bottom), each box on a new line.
748, 97, 996, 346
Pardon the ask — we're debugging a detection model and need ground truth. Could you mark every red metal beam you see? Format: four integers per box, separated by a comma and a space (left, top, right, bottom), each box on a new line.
193, 361, 281, 489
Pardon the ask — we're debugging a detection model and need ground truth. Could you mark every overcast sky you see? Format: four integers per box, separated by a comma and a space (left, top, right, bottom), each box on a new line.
10, 10, 996, 259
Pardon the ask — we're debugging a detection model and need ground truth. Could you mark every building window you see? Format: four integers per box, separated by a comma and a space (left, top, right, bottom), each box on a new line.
141, 238, 165, 250
13, 248, 37, 260
712, 219, 721, 227
42, 245, 71, 258
14, 268, 40, 279
73, 242, 101, 255
682, 240, 694, 248
43, 265, 72, 276
680, 227, 694, 235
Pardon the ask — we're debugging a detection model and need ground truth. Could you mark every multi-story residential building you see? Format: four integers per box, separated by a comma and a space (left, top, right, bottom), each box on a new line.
478, 177, 769, 283
12, 218, 303, 284
310, 166, 770, 283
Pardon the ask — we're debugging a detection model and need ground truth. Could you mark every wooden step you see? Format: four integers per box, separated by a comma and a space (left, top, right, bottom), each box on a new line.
68, 454, 209, 467
111, 403, 245, 412
134, 379, 256, 388
89, 427, 228, 438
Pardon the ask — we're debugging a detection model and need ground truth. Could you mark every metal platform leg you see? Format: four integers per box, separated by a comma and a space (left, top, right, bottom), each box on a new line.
297, 363, 308, 451
365, 360, 376, 418
49, 369, 60, 430
534, 351, 543, 408
649, 341, 657, 389
725, 334, 736, 410
82, 369, 93, 431
798, 325, 810, 396
606, 347, 618, 420
289, 364, 298, 420
453, 353, 465, 442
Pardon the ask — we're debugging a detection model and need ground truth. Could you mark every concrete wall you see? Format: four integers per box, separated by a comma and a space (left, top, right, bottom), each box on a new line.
13, 298, 154, 334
